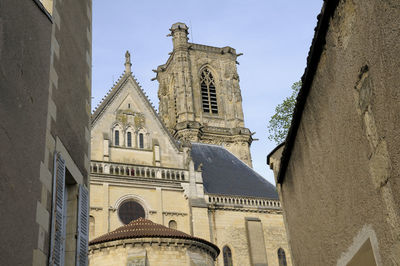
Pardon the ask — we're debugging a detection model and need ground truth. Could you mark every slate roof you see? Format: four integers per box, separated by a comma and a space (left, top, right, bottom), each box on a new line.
89, 218, 220, 256
190, 143, 278, 199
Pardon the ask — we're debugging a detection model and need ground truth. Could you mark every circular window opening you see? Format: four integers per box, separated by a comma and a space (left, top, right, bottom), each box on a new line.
118, 201, 145, 224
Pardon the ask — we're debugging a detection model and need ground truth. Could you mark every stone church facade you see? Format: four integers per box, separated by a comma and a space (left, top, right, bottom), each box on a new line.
89, 23, 291, 266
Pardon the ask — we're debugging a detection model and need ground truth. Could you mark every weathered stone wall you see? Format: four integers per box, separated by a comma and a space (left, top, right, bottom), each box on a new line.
192, 206, 211, 241
156, 24, 253, 167
90, 179, 293, 265
209, 208, 292, 266
187, 47, 245, 129
89, 180, 191, 240
0, 0, 92, 264
278, 0, 400, 265
0, 1, 52, 264
53, 0, 92, 184
91, 77, 186, 169
89, 238, 216, 266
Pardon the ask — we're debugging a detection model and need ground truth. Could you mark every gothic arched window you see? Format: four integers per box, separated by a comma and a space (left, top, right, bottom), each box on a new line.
200, 68, 218, 114
278, 248, 287, 266
223, 246, 233, 266
127, 132, 132, 147
139, 133, 144, 149
114, 130, 120, 146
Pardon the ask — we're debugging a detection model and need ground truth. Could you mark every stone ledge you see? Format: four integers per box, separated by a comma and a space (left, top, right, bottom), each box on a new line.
89, 237, 219, 260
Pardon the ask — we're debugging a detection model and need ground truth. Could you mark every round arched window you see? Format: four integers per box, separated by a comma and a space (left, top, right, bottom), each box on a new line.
118, 200, 145, 224
168, 220, 177, 230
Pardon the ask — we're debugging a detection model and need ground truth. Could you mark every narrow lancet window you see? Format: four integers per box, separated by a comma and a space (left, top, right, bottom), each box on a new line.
200, 68, 218, 114
139, 133, 144, 149
278, 248, 287, 266
115, 130, 120, 146
127, 132, 132, 147
223, 246, 233, 266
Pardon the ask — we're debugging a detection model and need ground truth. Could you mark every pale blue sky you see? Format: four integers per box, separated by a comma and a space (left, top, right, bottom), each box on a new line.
92, 0, 323, 185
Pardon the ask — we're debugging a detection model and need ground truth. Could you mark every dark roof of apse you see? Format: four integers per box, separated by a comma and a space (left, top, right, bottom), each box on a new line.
89, 218, 220, 256
190, 143, 278, 199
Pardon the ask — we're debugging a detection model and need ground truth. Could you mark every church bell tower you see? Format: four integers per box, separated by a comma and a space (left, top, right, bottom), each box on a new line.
155, 22, 253, 167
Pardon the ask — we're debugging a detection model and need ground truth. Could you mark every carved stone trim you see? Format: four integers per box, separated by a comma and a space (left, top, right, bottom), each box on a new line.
162, 211, 188, 217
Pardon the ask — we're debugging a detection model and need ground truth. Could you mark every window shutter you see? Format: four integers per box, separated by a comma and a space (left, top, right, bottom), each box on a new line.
76, 184, 89, 266
50, 153, 66, 266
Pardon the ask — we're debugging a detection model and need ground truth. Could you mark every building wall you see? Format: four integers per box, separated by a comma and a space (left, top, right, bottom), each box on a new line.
0, 0, 92, 265
89, 239, 216, 266
192, 207, 212, 242
0, 1, 52, 264
52, 0, 92, 184
89, 180, 192, 240
90, 178, 293, 265
278, 0, 400, 265
209, 208, 291, 266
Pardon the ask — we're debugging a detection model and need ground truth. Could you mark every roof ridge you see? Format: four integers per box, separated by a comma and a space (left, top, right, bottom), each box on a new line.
191, 142, 223, 148
89, 217, 219, 255
191, 143, 278, 199
91, 71, 130, 124
91, 68, 181, 152
191, 142, 265, 179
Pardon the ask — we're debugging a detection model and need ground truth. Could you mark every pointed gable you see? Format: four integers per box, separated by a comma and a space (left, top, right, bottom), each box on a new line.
91, 59, 185, 169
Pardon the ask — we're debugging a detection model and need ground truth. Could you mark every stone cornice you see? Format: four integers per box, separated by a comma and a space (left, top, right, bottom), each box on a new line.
156, 42, 240, 77
162, 211, 188, 217
188, 43, 237, 57
206, 193, 281, 212
89, 237, 219, 260
91, 160, 188, 172
90, 175, 186, 191
208, 205, 283, 215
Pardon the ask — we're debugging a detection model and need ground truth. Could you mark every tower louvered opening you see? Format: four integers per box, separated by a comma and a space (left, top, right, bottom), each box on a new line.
200, 68, 218, 114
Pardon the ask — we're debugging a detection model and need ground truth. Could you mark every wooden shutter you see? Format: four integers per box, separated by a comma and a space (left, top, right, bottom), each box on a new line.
76, 184, 89, 266
50, 152, 66, 266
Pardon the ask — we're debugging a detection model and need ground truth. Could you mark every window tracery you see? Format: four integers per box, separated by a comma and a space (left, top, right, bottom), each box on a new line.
200, 68, 218, 114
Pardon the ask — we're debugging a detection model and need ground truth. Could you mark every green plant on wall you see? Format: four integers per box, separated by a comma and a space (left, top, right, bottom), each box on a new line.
268, 81, 301, 144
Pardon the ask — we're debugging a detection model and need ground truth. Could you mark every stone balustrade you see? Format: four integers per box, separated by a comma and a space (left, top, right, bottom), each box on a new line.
90, 160, 187, 181
206, 194, 281, 209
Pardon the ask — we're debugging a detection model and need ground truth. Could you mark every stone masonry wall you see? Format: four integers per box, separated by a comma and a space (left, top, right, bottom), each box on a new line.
279, 0, 400, 265
210, 209, 292, 266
